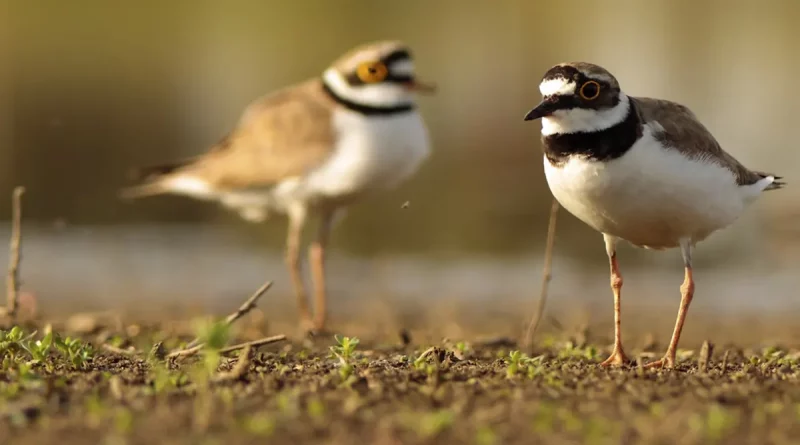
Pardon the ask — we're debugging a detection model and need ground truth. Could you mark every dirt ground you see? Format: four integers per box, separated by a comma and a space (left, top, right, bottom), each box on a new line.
2, 300, 800, 445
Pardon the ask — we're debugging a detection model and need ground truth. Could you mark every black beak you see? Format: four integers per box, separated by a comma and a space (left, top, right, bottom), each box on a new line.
403, 79, 437, 94
523, 99, 554, 121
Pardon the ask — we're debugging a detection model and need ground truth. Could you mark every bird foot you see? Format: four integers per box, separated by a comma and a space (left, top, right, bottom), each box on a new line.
299, 318, 332, 339
599, 347, 631, 367
643, 355, 675, 369
299, 317, 317, 334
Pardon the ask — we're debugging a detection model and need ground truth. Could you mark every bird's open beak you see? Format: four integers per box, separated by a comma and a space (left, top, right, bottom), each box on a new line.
404, 79, 437, 94
523, 100, 554, 121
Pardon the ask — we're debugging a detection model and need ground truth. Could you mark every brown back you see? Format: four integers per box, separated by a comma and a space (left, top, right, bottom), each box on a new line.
176, 79, 337, 189
633, 97, 764, 186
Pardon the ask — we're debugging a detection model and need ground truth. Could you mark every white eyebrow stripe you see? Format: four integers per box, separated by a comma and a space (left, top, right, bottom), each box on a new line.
539, 78, 576, 96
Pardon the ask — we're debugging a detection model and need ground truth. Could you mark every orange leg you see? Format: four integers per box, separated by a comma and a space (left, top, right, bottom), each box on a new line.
285, 210, 312, 329
599, 235, 630, 366
644, 266, 694, 369
310, 210, 334, 333
645, 240, 695, 369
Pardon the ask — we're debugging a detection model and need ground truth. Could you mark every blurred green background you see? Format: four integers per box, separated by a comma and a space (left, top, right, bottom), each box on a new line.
1, 1, 798, 316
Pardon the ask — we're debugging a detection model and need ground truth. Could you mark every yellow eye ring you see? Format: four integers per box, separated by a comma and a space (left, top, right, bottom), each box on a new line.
356, 61, 389, 83
579, 80, 601, 100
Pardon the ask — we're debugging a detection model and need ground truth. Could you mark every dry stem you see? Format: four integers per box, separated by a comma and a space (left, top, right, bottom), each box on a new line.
102, 344, 138, 355
1, 186, 24, 321
101, 281, 277, 358
522, 198, 559, 349
167, 334, 286, 359
212, 345, 253, 383
698, 340, 713, 373
183, 281, 272, 349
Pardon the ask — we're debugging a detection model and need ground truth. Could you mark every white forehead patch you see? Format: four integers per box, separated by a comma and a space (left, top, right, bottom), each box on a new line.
539, 77, 576, 96
388, 60, 415, 76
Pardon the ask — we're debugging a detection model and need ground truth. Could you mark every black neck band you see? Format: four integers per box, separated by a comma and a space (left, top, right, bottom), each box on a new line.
542, 99, 642, 166
321, 80, 415, 116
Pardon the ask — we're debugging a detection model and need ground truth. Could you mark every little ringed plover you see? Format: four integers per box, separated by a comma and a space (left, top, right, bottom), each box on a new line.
122, 40, 435, 333
524, 62, 783, 368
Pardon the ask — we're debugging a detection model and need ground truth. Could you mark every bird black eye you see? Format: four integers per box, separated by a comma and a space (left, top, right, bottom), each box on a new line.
579, 81, 601, 100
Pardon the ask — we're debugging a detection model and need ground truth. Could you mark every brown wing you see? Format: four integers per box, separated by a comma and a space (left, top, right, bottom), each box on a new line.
632, 96, 765, 186
171, 79, 336, 189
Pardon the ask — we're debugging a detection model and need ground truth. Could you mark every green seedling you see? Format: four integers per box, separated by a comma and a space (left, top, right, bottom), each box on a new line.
452, 341, 471, 359
411, 349, 441, 378
475, 425, 498, 445
0, 326, 25, 345
54, 335, 94, 369
307, 397, 325, 420
85, 391, 106, 428
194, 319, 231, 351
21, 332, 53, 364
688, 404, 739, 444
417, 410, 455, 438
330, 335, 360, 381
330, 335, 359, 362
150, 362, 189, 394
557, 342, 599, 361
114, 408, 134, 435
3, 328, 90, 375
506, 350, 544, 379
507, 350, 524, 378
15, 362, 37, 381
192, 319, 231, 377
241, 412, 276, 437
0, 326, 36, 363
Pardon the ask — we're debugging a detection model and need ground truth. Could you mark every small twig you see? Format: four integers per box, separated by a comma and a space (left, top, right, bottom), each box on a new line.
698, 340, 713, 373
166, 343, 205, 359
416, 346, 437, 363
220, 335, 286, 354
183, 281, 272, 349
167, 334, 286, 359
522, 198, 559, 349
721, 350, 730, 375
212, 345, 253, 383
102, 343, 139, 355
2, 187, 24, 321
223, 281, 272, 325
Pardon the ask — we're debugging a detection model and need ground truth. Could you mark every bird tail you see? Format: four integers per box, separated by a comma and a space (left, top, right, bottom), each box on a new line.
118, 161, 188, 199
758, 172, 785, 191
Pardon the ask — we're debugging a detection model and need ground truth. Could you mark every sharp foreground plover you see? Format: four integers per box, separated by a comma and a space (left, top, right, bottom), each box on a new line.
524, 62, 784, 368
122, 41, 434, 333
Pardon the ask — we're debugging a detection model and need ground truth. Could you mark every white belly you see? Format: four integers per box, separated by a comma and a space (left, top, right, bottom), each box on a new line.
543, 128, 750, 249
218, 109, 430, 222
305, 109, 430, 198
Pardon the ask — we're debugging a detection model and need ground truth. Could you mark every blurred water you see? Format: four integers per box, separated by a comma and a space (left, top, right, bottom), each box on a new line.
3, 224, 797, 317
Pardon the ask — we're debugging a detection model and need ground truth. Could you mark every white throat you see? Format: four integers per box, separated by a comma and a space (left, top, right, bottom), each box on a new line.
322, 68, 414, 109
541, 93, 630, 136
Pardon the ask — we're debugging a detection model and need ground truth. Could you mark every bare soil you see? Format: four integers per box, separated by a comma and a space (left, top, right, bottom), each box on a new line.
2, 310, 800, 445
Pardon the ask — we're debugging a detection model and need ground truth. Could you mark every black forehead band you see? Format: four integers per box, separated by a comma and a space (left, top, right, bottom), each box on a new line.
382, 49, 412, 65
541, 66, 615, 94
344, 71, 413, 85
